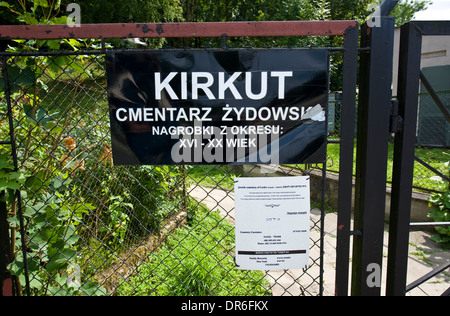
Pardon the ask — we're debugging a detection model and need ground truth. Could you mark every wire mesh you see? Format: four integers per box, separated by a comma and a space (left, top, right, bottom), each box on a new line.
414, 66, 450, 192
1, 50, 326, 296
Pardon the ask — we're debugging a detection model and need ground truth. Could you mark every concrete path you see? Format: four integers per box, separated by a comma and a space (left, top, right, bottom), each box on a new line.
189, 185, 450, 296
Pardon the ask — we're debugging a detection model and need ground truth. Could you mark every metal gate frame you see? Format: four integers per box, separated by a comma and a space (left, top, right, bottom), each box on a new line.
351, 14, 397, 296
0, 20, 359, 296
388, 20, 450, 296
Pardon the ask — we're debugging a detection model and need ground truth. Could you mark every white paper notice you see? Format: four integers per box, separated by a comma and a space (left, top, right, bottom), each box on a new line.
234, 176, 310, 271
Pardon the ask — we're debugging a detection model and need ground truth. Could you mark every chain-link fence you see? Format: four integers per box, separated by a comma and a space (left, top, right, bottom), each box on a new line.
1, 50, 326, 296
417, 90, 450, 148
327, 87, 450, 194
412, 66, 450, 193
417, 65, 450, 148
410, 65, 450, 193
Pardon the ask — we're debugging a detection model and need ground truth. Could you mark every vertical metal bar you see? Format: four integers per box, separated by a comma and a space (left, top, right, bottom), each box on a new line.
1, 56, 30, 296
319, 165, 327, 296
335, 24, 359, 296
352, 17, 395, 296
0, 191, 13, 296
386, 22, 422, 296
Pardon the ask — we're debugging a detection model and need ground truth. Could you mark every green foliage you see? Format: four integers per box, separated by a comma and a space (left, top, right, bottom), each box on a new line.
0, 153, 28, 193
326, 142, 450, 193
1, 0, 66, 25
376, 0, 432, 27
0, 142, 106, 295
128, 166, 185, 236
328, 0, 371, 21
118, 206, 271, 296
1, 3, 188, 293
1, 72, 185, 294
0, 1, 108, 295
179, 0, 332, 49
61, 0, 183, 23
186, 165, 237, 191
331, 0, 430, 26
428, 192, 450, 250
7, 192, 104, 296
182, 0, 328, 23
426, 155, 450, 249
60, 0, 184, 48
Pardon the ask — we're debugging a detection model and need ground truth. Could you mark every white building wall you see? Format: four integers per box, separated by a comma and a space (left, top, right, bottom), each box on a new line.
392, 27, 450, 96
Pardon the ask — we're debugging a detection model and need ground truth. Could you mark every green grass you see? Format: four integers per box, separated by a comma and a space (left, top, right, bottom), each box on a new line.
327, 142, 450, 193
117, 205, 271, 296
186, 165, 237, 191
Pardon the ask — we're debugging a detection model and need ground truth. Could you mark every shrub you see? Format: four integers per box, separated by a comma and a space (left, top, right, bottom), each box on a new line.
428, 192, 450, 250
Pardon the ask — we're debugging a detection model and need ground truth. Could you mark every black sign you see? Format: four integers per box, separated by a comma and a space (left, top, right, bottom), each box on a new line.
106, 50, 328, 165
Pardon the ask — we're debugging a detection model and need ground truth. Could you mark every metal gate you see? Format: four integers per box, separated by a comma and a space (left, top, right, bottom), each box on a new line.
0, 20, 359, 297
388, 20, 450, 296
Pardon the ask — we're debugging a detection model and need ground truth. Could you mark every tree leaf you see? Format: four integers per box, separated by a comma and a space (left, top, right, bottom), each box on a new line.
33, 0, 49, 9
46, 249, 76, 272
